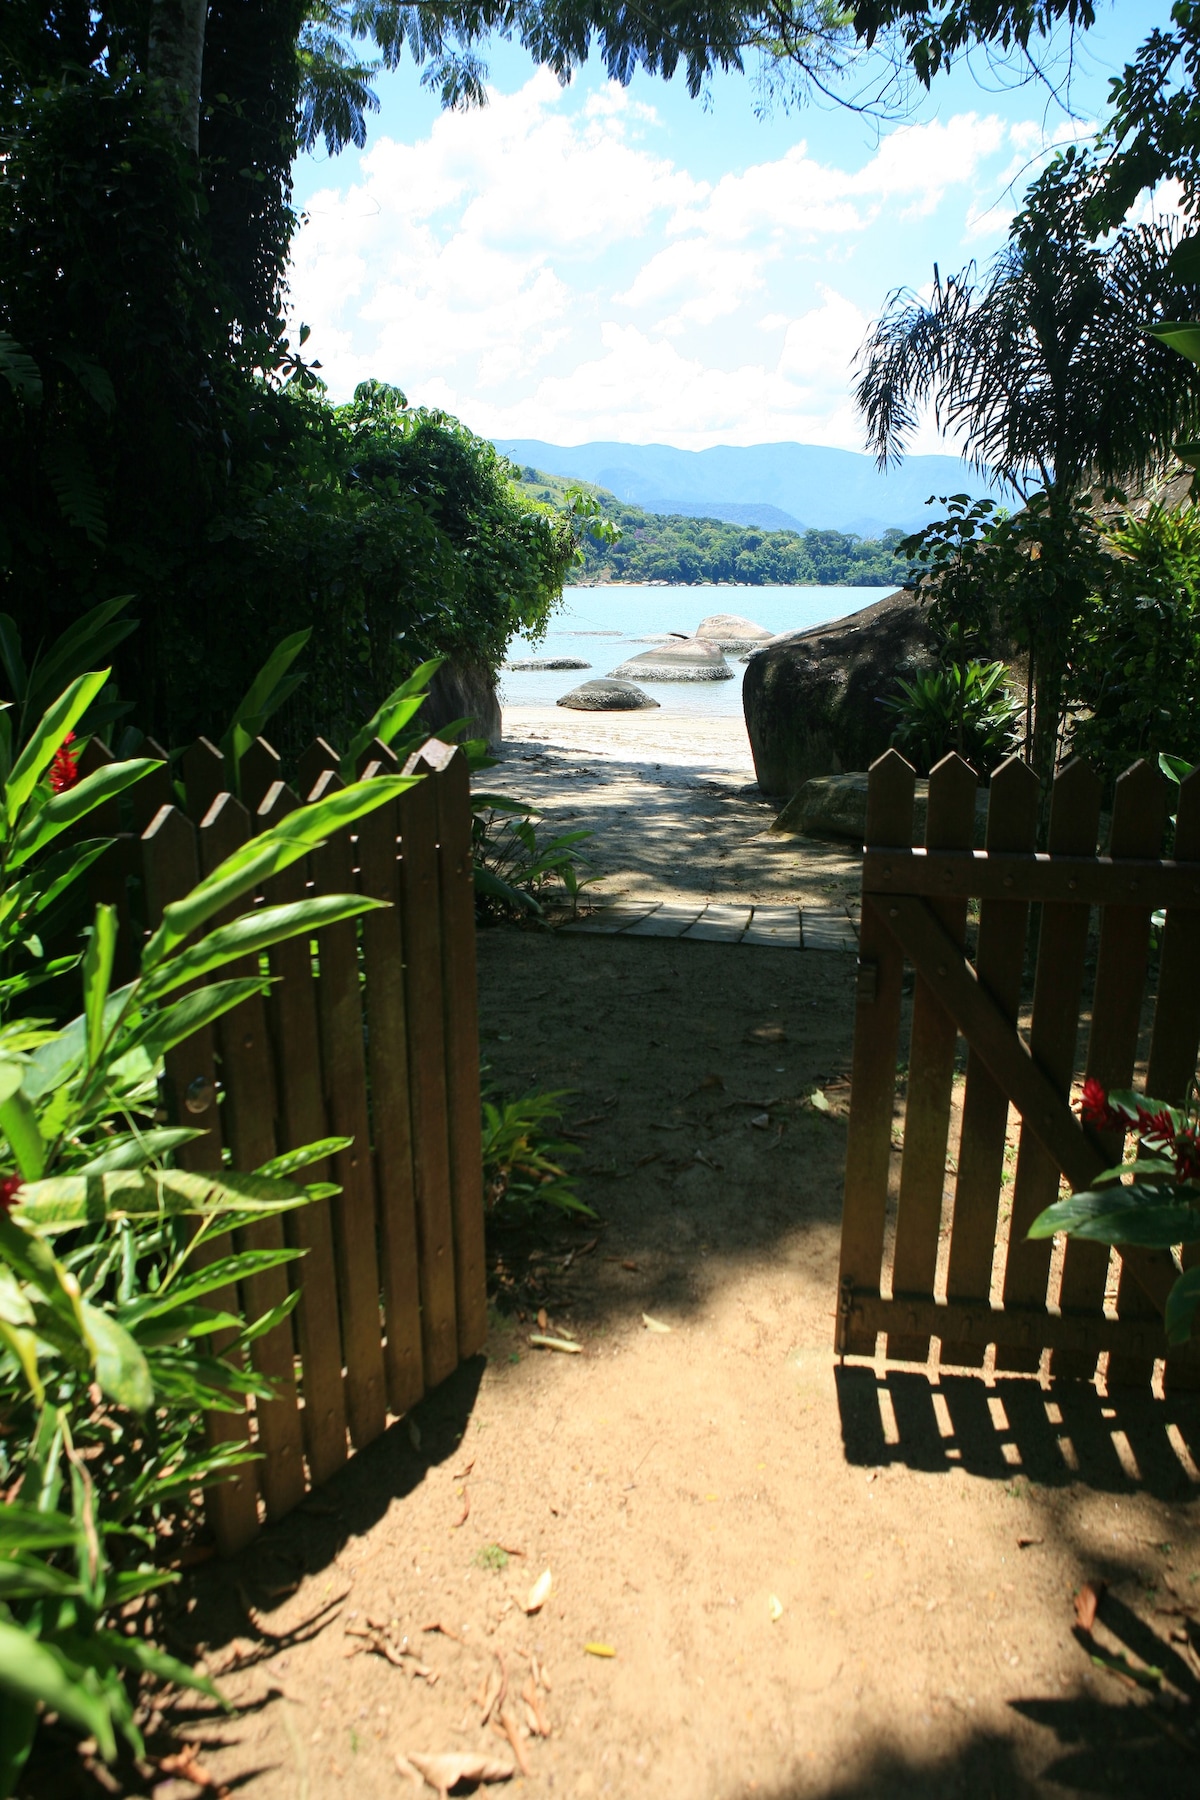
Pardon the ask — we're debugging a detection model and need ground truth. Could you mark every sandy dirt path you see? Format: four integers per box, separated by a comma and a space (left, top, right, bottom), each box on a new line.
140, 708, 1200, 1800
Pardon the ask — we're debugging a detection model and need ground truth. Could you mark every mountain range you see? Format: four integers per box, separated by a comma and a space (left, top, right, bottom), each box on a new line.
494, 438, 1010, 537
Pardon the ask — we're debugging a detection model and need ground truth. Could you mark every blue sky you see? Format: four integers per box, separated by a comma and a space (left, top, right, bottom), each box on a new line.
288, 4, 1174, 453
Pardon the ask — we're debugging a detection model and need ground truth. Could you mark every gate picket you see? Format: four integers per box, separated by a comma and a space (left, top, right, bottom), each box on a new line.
1061, 761, 1165, 1386
887, 754, 977, 1363
941, 758, 1040, 1367
996, 759, 1102, 1372
836, 751, 914, 1356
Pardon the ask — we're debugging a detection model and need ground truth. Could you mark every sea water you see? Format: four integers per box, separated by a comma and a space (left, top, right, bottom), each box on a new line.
499, 583, 894, 717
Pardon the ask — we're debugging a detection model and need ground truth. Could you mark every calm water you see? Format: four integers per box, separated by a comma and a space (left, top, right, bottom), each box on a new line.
499, 583, 894, 716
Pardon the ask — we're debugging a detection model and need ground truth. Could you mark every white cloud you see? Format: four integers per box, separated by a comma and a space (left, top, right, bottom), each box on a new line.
288, 73, 1067, 449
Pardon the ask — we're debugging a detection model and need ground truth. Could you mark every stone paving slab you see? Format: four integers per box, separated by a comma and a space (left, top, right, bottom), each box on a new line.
682, 904, 754, 943
801, 909, 860, 952
561, 900, 857, 951
623, 903, 706, 938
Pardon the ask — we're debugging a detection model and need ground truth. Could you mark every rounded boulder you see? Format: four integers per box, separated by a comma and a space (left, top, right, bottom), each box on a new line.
557, 678, 661, 711
695, 613, 774, 652
505, 657, 592, 671
609, 640, 734, 682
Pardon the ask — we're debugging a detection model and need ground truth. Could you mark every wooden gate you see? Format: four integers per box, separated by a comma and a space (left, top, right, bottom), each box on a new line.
81, 731, 487, 1552
836, 748, 1200, 1387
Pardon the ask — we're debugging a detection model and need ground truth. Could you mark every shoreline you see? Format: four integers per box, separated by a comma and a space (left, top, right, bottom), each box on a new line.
499, 702, 756, 776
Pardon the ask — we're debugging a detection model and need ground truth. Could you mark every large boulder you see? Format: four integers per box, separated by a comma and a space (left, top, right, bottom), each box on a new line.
771, 772, 988, 845
505, 657, 592, 671
610, 640, 734, 682
557, 678, 660, 711
695, 613, 773, 652
742, 588, 934, 794
420, 656, 502, 749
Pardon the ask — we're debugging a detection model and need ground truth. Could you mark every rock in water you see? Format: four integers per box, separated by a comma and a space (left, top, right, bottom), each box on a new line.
742, 589, 935, 794
695, 614, 773, 652
505, 657, 592, 671
557, 678, 660, 711
609, 640, 734, 682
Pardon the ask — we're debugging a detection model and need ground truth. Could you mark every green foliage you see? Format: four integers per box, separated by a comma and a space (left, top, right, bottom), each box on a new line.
1068, 504, 1200, 780
481, 1089, 593, 1220
518, 470, 910, 587
0, 669, 415, 1786
880, 659, 1022, 776
472, 795, 593, 918
1029, 1080, 1200, 1345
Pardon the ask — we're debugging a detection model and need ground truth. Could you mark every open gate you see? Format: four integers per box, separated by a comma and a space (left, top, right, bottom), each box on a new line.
836, 748, 1200, 1387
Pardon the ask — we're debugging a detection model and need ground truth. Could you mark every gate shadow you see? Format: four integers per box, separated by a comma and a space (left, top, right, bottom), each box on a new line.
836, 1362, 1200, 1500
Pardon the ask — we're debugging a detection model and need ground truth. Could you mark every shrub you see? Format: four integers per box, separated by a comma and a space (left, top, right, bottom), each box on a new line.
879, 659, 1022, 776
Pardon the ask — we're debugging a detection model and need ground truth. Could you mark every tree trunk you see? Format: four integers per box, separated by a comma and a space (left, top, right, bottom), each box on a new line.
148, 0, 208, 157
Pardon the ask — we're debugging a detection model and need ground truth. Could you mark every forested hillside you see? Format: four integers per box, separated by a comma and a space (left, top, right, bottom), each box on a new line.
515, 469, 910, 587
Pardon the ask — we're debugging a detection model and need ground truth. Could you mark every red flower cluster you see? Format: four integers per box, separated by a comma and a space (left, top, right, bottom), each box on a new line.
49, 731, 80, 793
0, 1174, 22, 1213
1079, 1080, 1200, 1183
1080, 1078, 1120, 1131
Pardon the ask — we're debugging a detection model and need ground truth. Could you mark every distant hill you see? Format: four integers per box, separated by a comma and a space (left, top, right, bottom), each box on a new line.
496, 438, 1010, 536
515, 469, 913, 587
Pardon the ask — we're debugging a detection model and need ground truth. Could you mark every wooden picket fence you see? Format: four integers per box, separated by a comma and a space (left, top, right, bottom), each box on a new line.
80, 730, 487, 1552
836, 748, 1200, 1388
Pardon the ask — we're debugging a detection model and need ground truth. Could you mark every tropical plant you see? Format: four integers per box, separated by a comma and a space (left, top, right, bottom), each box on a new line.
0, 667, 417, 1788
481, 1088, 592, 1221
472, 797, 593, 919
1029, 1078, 1200, 1345
1067, 503, 1200, 780
880, 658, 1022, 776
856, 145, 1200, 777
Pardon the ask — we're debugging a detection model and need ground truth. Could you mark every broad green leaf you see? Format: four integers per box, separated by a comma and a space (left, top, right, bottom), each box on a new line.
0, 332, 42, 407
0, 1059, 45, 1180
76, 1127, 205, 1174
0, 614, 27, 703
141, 776, 414, 967
124, 976, 271, 1062
342, 656, 443, 775
5, 668, 109, 825
0, 1263, 34, 1327
82, 905, 117, 1067
1028, 1185, 1200, 1247
79, 1300, 153, 1411
135, 1304, 242, 1347
1150, 321, 1200, 367
0, 1620, 117, 1763
28, 595, 134, 715
94, 1627, 224, 1703
0, 1558, 80, 1601
219, 629, 312, 769
15, 1166, 311, 1228
255, 1136, 351, 1179
240, 1286, 302, 1346
22, 836, 111, 917
1166, 1266, 1200, 1346
0, 1503, 79, 1551
120, 1247, 303, 1323
138, 894, 385, 1001
11, 757, 163, 864
0, 1316, 41, 1401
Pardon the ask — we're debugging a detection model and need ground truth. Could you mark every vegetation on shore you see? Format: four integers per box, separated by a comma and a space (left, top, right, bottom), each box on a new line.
516, 468, 911, 587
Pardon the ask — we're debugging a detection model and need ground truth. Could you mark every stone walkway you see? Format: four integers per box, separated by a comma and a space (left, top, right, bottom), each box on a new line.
562, 897, 858, 950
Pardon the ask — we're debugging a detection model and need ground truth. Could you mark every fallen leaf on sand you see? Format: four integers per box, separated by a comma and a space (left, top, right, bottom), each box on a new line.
453, 1457, 476, 1480
768, 1594, 784, 1623
522, 1673, 551, 1736
642, 1314, 671, 1333
498, 1706, 533, 1776
1075, 1580, 1107, 1633
156, 1745, 228, 1795
1017, 1535, 1044, 1549
621, 1259, 639, 1271
422, 1620, 464, 1643
749, 1113, 770, 1130
403, 1751, 515, 1797
478, 1658, 504, 1724
537, 1308, 548, 1331
584, 1642, 616, 1657
693, 1073, 724, 1093
454, 1487, 471, 1528
808, 1089, 831, 1114
524, 1569, 553, 1614
529, 1334, 582, 1354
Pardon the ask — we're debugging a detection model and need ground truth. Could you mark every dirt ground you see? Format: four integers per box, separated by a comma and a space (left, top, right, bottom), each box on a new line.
43, 708, 1200, 1800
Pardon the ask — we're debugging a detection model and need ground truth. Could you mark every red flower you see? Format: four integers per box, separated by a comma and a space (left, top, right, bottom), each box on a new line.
1175, 1127, 1200, 1183
49, 731, 79, 794
1136, 1107, 1176, 1145
0, 1175, 22, 1213
1080, 1078, 1120, 1131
